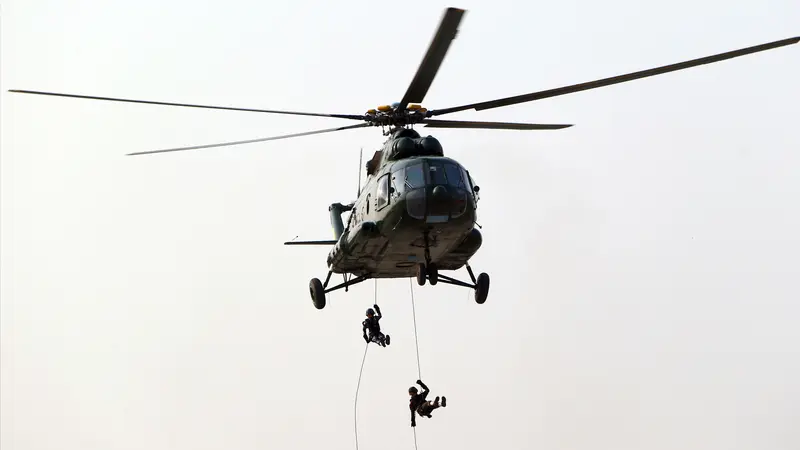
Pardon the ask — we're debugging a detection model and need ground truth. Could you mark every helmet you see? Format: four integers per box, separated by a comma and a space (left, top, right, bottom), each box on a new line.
366, 308, 375, 316
409, 386, 418, 394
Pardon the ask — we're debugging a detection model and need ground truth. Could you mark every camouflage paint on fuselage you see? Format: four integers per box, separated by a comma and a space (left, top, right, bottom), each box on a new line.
326, 128, 482, 278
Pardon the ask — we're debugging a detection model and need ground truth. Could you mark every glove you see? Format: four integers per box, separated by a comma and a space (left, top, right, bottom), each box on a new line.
373, 304, 379, 309
364, 335, 369, 343
411, 422, 416, 427
416, 379, 423, 385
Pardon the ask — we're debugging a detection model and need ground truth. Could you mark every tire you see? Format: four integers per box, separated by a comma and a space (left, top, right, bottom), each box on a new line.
474, 272, 489, 304
309, 278, 326, 309
428, 264, 439, 285
416, 263, 427, 286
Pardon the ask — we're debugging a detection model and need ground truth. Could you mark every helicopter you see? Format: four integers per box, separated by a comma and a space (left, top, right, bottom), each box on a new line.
9, 8, 798, 310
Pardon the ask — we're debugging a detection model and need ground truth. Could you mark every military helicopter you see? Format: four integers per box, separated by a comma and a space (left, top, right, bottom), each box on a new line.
9, 8, 798, 310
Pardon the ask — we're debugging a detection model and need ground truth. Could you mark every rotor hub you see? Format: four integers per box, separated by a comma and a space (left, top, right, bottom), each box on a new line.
364, 103, 429, 128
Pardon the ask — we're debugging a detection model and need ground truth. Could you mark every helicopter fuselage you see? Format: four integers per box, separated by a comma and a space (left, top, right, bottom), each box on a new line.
326, 131, 482, 278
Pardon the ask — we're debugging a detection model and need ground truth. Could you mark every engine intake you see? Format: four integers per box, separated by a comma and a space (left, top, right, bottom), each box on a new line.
328, 202, 353, 239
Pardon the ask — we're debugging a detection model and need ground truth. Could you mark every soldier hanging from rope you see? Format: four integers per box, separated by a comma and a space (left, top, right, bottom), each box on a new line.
409, 380, 446, 427
362, 304, 390, 347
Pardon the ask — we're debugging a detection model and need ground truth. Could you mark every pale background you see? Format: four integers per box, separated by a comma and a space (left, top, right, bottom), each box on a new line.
2, 0, 799, 449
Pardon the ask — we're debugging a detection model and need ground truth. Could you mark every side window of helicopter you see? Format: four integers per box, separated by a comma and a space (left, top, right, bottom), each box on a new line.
467, 172, 480, 202
376, 174, 390, 210
405, 163, 425, 189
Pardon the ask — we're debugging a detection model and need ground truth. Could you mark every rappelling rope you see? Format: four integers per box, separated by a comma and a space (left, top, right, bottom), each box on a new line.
353, 341, 369, 450
409, 278, 421, 450
409, 278, 422, 380
354, 279, 423, 450
353, 279, 379, 450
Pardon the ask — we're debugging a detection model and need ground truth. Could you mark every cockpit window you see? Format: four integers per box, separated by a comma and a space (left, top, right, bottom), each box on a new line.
391, 169, 405, 196
376, 174, 390, 210
428, 162, 447, 185
469, 173, 479, 202
405, 163, 425, 189
444, 163, 466, 188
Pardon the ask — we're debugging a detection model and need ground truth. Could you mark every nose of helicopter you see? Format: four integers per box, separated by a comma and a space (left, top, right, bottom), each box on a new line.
419, 184, 469, 223
432, 185, 449, 199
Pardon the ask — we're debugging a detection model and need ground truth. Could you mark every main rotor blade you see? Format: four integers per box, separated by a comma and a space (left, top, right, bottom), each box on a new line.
422, 119, 572, 130
429, 36, 800, 116
284, 240, 338, 245
397, 7, 466, 111
126, 123, 371, 156
8, 90, 367, 120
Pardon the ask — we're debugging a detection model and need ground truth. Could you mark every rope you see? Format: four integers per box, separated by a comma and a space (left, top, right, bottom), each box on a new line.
409, 278, 422, 380
354, 279, 378, 450
353, 278, 424, 450
353, 342, 369, 450
409, 278, 422, 450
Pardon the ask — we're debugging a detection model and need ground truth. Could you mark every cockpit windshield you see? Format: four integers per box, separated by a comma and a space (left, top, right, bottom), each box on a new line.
426, 160, 467, 188
428, 163, 447, 185
404, 163, 426, 189
398, 159, 475, 220
397, 160, 471, 190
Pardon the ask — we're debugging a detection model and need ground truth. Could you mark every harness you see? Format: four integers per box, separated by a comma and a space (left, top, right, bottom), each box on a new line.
363, 316, 381, 334
410, 392, 429, 414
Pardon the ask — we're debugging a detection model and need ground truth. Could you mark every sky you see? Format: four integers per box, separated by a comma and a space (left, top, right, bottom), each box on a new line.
2, 0, 799, 449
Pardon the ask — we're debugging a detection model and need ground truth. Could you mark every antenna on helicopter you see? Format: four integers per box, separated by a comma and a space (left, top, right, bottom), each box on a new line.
357, 147, 363, 197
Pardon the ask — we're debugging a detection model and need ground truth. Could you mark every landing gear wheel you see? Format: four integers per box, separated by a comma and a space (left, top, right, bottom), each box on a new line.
309, 278, 326, 309
416, 263, 427, 286
428, 264, 439, 285
474, 273, 489, 304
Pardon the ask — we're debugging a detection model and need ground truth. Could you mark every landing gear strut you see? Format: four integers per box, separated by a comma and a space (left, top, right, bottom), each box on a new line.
417, 231, 439, 286
415, 260, 489, 304
415, 231, 487, 302
308, 270, 371, 310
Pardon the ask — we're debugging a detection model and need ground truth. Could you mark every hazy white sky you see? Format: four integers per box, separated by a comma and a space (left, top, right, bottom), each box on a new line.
2, 1, 799, 449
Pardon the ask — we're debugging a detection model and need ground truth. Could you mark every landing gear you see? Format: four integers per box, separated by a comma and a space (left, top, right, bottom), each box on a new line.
428, 264, 439, 285
416, 263, 427, 286
309, 278, 326, 309
474, 272, 489, 304
416, 262, 439, 285
308, 270, 372, 310
419, 232, 439, 285
416, 262, 489, 304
